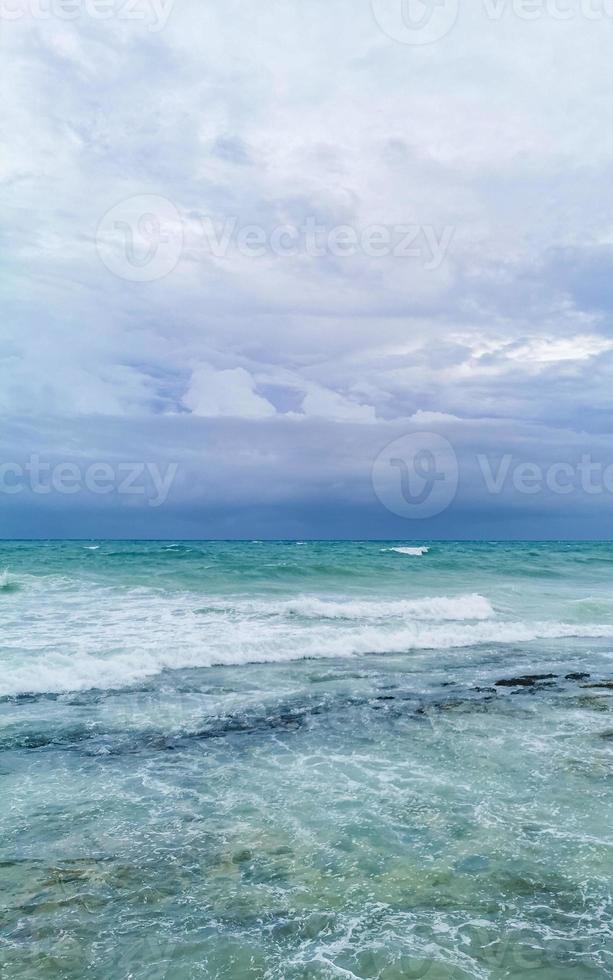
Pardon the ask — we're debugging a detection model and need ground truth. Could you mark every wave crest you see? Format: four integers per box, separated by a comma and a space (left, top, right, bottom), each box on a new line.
382, 546, 430, 557
0, 570, 18, 594
277, 593, 494, 622
2, 603, 612, 697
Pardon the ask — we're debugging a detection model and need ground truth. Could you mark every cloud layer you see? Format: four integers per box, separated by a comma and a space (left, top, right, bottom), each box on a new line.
2, 0, 613, 535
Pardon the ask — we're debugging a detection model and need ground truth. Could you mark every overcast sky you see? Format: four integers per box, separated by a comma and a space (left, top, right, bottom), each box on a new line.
2, 0, 613, 538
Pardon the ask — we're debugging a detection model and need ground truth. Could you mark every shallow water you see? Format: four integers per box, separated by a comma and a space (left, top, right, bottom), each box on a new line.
1, 541, 612, 978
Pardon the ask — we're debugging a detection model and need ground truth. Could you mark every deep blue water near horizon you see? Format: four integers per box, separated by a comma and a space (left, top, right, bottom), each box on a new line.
1, 540, 612, 978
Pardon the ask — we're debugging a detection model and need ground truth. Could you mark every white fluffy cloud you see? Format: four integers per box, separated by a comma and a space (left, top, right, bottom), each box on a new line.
183, 366, 275, 419
300, 386, 377, 423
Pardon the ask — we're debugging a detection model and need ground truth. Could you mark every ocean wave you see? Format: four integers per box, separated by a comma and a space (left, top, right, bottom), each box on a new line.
2, 612, 613, 697
270, 593, 494, 622
383, 546, 430, 557
0, 570, 18, 593
567, 595, 613, 619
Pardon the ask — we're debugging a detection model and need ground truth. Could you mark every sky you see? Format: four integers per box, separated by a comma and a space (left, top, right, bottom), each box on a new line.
2, 0, 613, 538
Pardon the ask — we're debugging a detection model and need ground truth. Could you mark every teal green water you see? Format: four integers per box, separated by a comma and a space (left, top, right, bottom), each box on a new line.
1, 541, 612, 978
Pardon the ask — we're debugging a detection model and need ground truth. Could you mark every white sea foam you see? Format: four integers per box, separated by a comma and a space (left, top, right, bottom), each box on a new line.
1, 580, 612, 696
3, 619, 613, 697
383, 546, 430, 557
271, 593, 494, 622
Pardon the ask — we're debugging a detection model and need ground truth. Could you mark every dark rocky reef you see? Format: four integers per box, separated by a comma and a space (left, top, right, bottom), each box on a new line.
495, 674, 557, 688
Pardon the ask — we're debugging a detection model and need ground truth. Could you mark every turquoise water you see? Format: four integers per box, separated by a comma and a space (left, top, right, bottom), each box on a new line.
1, 541, 612, 979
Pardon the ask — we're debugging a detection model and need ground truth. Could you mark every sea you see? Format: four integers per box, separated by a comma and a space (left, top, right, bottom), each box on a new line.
1, 540, 612, 979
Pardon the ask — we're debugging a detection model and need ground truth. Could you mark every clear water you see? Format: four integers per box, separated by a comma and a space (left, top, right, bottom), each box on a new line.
1, 541, 612, 979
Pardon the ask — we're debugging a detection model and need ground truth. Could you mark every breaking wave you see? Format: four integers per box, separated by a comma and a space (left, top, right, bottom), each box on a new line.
383, 546, 430, 557
1, 582, 612, 695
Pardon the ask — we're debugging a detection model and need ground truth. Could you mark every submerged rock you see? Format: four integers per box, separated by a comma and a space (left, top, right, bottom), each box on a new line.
495, 674, 557, 688
566, 672, 590, 681
576, 694, 611, 712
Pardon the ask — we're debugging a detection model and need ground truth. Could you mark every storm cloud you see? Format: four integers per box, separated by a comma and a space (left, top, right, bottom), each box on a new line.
2, 0, 613, 537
